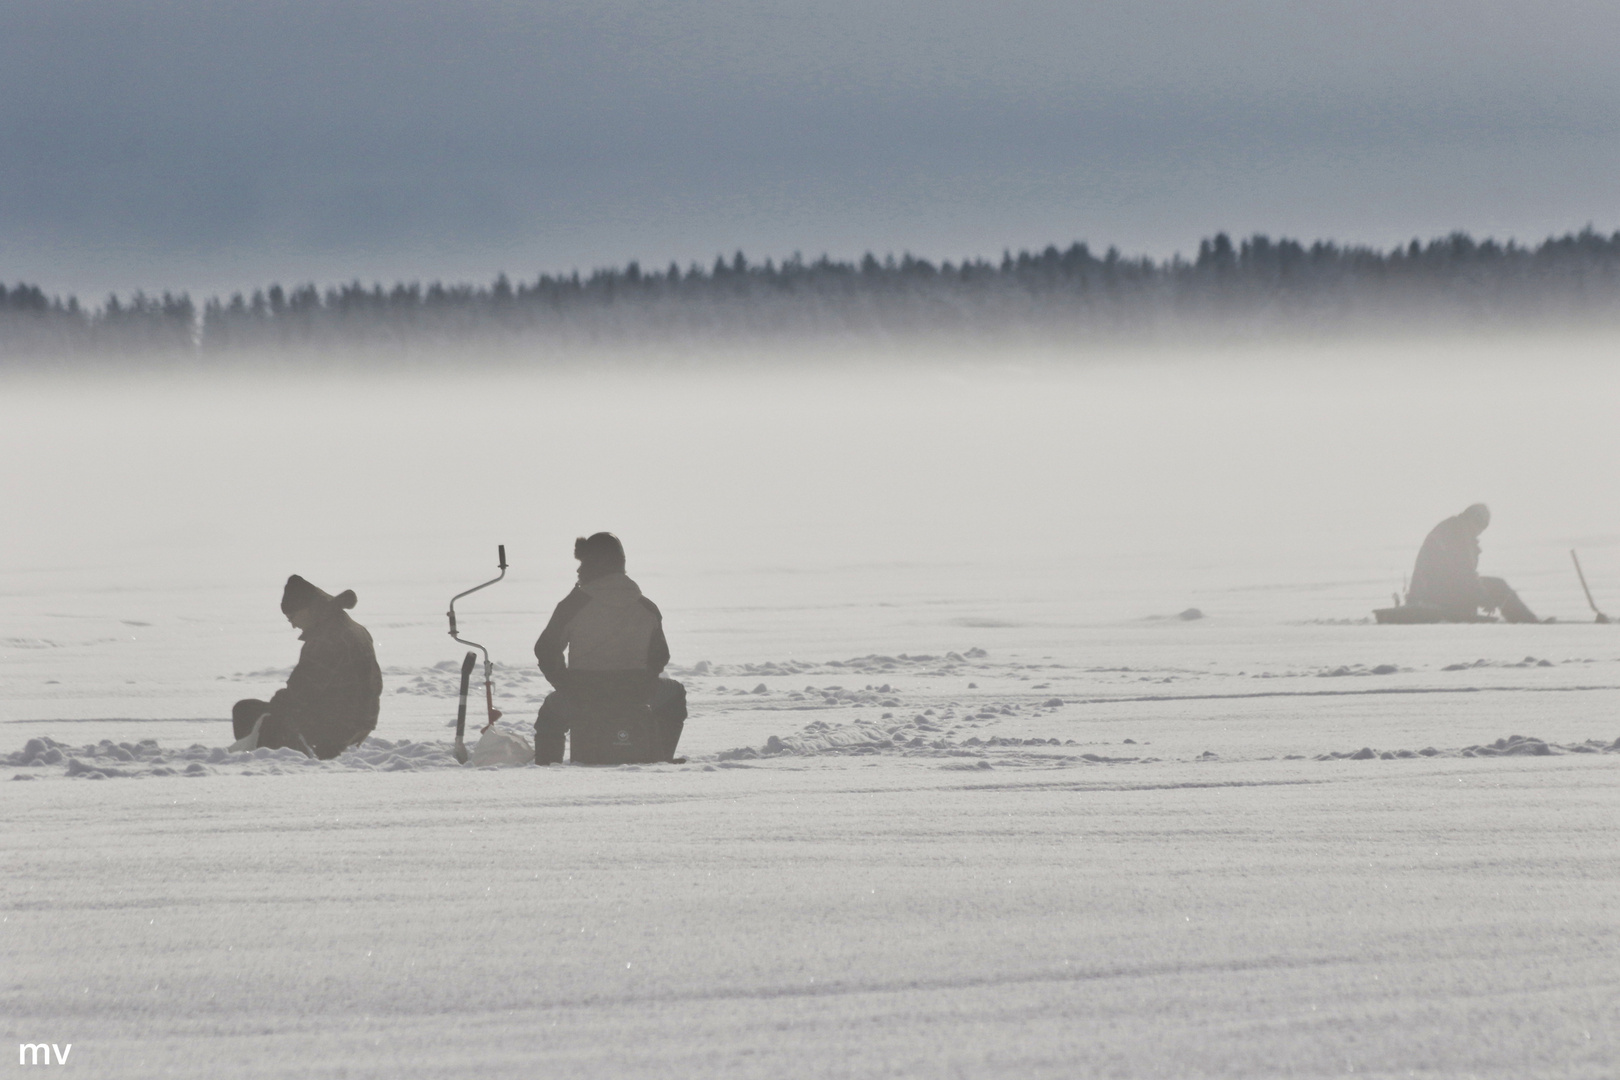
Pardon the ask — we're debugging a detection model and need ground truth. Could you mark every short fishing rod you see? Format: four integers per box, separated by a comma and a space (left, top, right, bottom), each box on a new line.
1570, 549, 1611, 624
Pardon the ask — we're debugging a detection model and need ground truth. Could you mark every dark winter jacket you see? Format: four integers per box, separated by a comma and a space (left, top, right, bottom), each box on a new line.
270, 609, 382, 758
534, 573, 670, 692
1407, 513, 1484, 616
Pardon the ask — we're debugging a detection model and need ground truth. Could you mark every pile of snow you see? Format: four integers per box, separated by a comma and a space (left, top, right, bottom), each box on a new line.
1317, 663, 1402, 677
8, 734, 466, 779
1315, 733, 1620, 761
670, 648, 990, 681
715, 713, 1141, 767
1441, 656, 1558, 671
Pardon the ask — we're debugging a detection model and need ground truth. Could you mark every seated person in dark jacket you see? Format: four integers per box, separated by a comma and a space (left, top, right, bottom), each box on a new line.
1408, 503, 1538, 622
533, 533, 687, 764
231, 575, 383, 758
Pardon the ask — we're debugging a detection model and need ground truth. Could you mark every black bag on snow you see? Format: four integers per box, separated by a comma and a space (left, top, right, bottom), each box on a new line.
569, 702, 662, 765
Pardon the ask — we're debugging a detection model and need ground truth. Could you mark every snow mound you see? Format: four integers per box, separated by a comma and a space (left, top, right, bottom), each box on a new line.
714, 714, 1140, 767
1440, 656, 1558, 671
1316, 663, 1402, 677
7, 734, 470, 779
1313, 734, 1620, 761
668, 648, 989, 680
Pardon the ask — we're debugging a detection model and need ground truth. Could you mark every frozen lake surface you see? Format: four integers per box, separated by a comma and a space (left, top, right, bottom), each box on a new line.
4, 337, 1619, 1077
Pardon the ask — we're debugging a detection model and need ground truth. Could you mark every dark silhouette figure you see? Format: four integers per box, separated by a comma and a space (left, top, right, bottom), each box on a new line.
533, 533, 687, 764
1407, 504, 1538, 622
232, 575, 383, 758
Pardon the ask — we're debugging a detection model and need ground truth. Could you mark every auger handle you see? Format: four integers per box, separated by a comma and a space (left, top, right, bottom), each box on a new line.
452, 650, 476, 763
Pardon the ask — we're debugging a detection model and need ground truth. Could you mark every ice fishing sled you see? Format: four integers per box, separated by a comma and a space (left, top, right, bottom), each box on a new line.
1373, 603, 1498, 625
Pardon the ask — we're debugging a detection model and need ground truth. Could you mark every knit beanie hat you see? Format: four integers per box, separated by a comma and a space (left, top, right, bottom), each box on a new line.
573, 532, 626, 574
281, 575, 357, 616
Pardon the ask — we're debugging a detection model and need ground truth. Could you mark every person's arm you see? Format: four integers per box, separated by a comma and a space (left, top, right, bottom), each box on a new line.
269, 630, 349, 718
641, 597, 671, 675
534, 589, 591, 689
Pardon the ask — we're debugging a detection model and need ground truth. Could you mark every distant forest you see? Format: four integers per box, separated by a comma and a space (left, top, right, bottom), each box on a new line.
6, 228, 1620, 358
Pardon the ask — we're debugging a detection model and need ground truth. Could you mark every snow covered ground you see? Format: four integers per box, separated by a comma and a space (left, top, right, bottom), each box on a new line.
4, 337, 1620, 1077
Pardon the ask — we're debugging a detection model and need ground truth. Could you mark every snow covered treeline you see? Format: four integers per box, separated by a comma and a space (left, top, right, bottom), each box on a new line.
8, 228, 1620, 359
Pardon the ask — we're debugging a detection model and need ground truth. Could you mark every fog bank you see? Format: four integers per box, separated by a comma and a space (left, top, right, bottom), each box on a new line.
4, 337, 1616, 670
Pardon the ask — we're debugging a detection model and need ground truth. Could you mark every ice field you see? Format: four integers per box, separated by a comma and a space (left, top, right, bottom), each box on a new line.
4, 338, 1620, 1078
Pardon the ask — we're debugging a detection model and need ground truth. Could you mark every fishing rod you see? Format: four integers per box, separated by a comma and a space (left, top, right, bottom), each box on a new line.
1570, 550, 1610, 624
447, 544, 508, 762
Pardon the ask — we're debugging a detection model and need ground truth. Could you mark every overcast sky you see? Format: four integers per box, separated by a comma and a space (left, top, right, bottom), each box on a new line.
4, 0, 1619, 298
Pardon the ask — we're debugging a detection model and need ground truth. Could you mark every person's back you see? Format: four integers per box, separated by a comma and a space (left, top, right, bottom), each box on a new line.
533, 533, 686, 764
1406, 504, 1538, 623
1408, 507, 1485, 616
276, 604, 382, 753
232, 575, 383, 758
542, 571, 668, 687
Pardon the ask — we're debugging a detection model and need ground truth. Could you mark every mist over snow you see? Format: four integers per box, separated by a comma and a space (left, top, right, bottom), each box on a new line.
5, 336, 1618, 670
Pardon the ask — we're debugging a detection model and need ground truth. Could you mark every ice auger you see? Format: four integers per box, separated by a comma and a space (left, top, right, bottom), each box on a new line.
448, 545, 508, 764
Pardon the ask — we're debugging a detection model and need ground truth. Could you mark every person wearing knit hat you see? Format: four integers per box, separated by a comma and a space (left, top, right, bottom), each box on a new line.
1406, 504, 1538, 623
230, 575, 384, 757
531, 532, 687, 764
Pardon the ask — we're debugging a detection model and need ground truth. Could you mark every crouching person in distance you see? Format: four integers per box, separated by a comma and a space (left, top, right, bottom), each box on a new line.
231, 575, 383, 759
533, 533, 687, 765
1409, 503, 1539, 623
